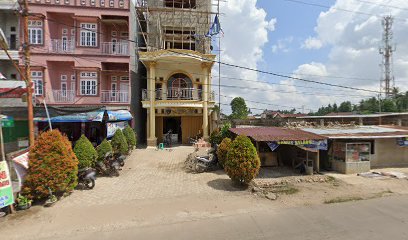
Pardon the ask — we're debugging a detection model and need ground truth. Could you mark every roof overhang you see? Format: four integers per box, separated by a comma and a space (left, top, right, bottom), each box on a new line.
139, 49, 216, 66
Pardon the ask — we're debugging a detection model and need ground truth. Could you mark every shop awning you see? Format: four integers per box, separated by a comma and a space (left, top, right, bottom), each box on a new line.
34, 110, 132, 123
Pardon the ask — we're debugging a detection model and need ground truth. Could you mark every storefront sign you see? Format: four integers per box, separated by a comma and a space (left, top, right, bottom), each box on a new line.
1, 116, 14, 128
0, 161, 14, 208
268, 139, 328, 151
397, 137, 408, 147
107, 121, 128, 138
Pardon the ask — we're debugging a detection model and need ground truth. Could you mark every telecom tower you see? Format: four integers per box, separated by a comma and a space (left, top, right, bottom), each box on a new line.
379, 15, 396, 98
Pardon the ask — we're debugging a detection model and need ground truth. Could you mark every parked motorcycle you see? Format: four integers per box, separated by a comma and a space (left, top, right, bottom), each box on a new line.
114, 153, 126, 167
78, 167, 97, 189
194, 146, 219, 173
95, 152, 120, 177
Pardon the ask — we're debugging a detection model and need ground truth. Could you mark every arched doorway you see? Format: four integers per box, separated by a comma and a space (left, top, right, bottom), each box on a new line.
167, 73, 193, 99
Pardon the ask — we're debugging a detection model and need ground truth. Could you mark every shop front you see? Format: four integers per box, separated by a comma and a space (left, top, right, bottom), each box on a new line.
35, 109, 132, 146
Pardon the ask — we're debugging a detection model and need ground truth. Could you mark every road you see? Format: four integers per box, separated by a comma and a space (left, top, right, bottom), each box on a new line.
1, 147, 408, 239
55, 195, 408, 240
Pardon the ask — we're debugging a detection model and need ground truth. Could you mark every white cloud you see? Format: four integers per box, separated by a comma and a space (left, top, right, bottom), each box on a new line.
271, 36, 293, 53
266, 18, 277, 31
214, 0, 280, 114
302, 37, 323, 49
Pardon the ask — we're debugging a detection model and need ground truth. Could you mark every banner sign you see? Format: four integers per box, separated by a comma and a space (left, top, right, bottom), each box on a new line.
107, 121, 128, 138
397, 137, 408, 147
268, 139, 328, 151
0, 161, 14, 208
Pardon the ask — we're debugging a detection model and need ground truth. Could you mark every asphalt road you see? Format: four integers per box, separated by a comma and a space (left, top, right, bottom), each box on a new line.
50, 195, 408, 240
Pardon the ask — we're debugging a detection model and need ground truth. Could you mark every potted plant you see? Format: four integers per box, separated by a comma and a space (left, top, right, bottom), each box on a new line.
16, 194, 32, 210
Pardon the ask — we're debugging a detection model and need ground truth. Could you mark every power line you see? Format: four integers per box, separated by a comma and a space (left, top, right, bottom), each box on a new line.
39, 15, 383, 94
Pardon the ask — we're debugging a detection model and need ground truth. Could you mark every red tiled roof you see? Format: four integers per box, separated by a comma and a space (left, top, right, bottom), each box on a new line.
325, 112, 354, 116
230, 127, 326, 142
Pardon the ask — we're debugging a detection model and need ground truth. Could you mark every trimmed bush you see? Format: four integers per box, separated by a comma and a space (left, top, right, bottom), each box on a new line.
209, 129, 222, 146
111, 129, 128, 155
96, 139, 113, 162
22, 130, 78, 200
224, 135, 260, 185
123, 126, 137, 150
217, 137, 232, 168
73, 135, 98, 169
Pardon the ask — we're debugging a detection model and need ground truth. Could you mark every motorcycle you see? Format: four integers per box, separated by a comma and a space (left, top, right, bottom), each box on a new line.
77, 167, 97, 189
194, 146, 219, 173
114, 153, 126, 167
95, 152, 120, 177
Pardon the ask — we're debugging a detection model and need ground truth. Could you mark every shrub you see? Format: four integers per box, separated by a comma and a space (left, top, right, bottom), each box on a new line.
122, 126, 137, 150
209, 123, 232, 146
73, 135, 98, 169
217, 137, 232, 168
22, 130, 78, 200
96, 139, 113, 162
224, 135, 260, 185
111, 129, 128, 155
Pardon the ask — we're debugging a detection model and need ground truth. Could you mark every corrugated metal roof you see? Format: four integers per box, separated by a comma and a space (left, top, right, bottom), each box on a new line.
230, 127, 326, 142
302, 126, 408, 139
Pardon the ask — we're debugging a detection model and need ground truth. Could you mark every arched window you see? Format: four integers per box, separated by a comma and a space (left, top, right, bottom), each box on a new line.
167, 73, 193, 99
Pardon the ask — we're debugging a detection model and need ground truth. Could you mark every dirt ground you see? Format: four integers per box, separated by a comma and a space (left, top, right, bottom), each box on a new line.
253, 167, 408, 207
1, 146, 408, 239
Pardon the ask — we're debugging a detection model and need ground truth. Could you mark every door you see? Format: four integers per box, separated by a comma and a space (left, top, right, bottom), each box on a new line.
62, 36, 68, 51
120, 82, 129, 102
181, 116, 203, 144
9, 34, 16, 50
111, 82, 117, 101
111, 38, 117, 54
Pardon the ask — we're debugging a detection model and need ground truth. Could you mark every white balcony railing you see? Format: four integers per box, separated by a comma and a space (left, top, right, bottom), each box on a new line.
49, 39, 75, 53
101, 90, 129, 103
52, 90, 75, 103
142, 88, 213, 101
101, 42, 129, 55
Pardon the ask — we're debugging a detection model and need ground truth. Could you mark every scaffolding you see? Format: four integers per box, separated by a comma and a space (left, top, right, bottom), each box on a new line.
136, 0, 220, 54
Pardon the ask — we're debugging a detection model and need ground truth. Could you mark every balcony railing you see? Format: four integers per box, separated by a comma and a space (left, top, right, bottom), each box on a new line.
49, 39, 75, 53
101, 90, 129, 103
101, 42, 129, 55
142, 88, 216, 101
51, 90, 75, 103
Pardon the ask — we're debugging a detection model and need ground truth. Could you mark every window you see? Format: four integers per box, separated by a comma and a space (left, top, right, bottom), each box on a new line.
62, 28, 68, 35
164, 0, 196, 8
109, 0, 113, 7
71, 29, 75, 36
32, 71, 43, 96
80, 72, 97, 95
55, 0, 60, 4
81, 0, 85, 5
61, 75, 67, 81
28, 20, 43, 44
10, 27, 16, 32
80, 23, 97, 47
64, 0, 69, 4
120, 76, 129, 81
111, 82, 117, 97
100, 0, 105, 6
61, 82, 67, 97
90, 0, 95, 5
111, 76, 117, 81
71, 75, 75, 81
10, 74, 17, 79
111, 31, 117, 37
119, 0, 124, 8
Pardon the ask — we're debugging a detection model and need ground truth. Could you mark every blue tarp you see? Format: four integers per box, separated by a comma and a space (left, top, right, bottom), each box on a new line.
34, 110, 132, 123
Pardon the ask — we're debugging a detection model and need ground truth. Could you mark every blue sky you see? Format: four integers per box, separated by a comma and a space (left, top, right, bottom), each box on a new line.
217, 0, 408, 114
257, 0, 335, 78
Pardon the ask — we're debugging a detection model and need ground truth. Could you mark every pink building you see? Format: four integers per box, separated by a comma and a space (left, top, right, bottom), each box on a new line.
23, 0, 136, 143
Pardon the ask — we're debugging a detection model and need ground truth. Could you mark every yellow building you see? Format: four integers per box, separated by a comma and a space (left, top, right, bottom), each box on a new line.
137, 1, 217, 146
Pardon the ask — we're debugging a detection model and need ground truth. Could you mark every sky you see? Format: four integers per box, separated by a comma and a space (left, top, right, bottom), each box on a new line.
214, 0, 408, 114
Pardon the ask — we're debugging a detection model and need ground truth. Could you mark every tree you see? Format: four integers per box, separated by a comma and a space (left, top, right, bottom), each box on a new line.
22, 130, 78, 200
338, 101, 352, 112
123, 126, 137, 150
332, 103, 338, 112
224, 135, 260, 185
111, 130, 129, 155
96, 139, 113, 162
74, 135, 98, 169
217, 137, 232, 168
230, 97, 248, 119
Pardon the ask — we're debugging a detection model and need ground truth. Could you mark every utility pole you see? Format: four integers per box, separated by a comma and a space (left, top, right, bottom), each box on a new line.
379, 15, 395, 99
217, 0, 221, 115
19, 0, 35, 146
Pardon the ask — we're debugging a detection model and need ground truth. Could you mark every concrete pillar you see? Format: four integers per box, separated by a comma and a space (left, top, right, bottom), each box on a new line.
202, 63, 210, 140
147, 61, 157, 146
162, 81, 167, 100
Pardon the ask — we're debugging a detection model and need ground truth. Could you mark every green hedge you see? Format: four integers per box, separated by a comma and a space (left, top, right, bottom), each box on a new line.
123, 126, 137, 150
74, 135, 98, 169
96, 139, 113, 162
111, 130, 128, 155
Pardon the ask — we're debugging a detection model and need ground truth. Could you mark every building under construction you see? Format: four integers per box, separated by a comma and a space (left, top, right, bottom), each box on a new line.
135, 0, 218, 146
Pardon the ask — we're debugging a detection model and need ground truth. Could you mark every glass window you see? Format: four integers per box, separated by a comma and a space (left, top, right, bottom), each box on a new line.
28, 20, 43, 44
80, 23, 97, 47
80, 72, 97, 95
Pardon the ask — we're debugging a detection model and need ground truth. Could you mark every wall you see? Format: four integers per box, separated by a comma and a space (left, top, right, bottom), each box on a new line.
372, 138, 408, 167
